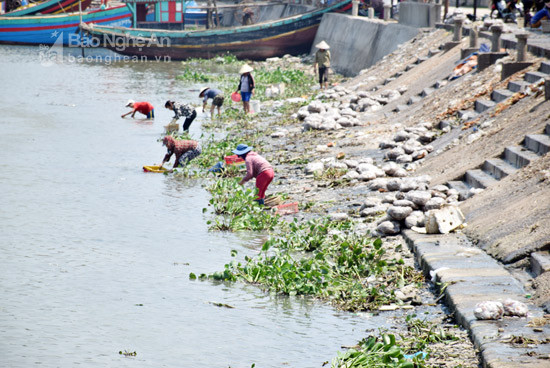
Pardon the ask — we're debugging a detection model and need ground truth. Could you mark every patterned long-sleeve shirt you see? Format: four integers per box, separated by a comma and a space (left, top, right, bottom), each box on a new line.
172, 102, 195, 120
162, 136, 198, 167
242, 152, 272, 183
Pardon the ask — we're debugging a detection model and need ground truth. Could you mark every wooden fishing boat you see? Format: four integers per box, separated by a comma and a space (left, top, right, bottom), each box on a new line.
0, 4, 131, 45
80, 0, 351, 61
3, 0, 93, 17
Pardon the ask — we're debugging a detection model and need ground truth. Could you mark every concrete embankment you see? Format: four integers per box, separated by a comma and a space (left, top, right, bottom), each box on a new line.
310, 13, 420, 76
290, 11, 550, 367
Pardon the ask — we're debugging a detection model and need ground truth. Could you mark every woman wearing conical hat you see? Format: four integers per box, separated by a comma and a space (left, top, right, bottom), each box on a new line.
313, 40, 331, 90
235, 64, 255, 114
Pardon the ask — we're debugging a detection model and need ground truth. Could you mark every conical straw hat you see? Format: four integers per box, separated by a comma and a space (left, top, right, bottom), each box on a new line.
315, 40, 330, 49
239, 64, 253, 74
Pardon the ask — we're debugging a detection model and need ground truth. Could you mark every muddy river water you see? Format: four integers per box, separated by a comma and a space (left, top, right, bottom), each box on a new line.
0, 46, 422, 367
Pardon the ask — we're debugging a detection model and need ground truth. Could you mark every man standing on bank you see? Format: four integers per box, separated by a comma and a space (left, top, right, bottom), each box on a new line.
313, 40, 331, 90
121, 100, 155, 119
165, 100, 197, 132
199, 87, 224, 119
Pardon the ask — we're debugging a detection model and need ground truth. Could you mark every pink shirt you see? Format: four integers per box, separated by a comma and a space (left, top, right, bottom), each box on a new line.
242, 152, 272, 182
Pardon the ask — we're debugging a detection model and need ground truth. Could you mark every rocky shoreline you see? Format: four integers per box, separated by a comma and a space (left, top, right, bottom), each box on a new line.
184, 22, 550, 366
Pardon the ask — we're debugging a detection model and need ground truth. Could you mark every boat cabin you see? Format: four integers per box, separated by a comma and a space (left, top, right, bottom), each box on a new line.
122, 0, 219, 30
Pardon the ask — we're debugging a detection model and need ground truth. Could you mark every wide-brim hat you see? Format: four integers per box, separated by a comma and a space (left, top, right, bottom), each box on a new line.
125, 99, 135, 107
232, 144, 252, 155
199, 87, 209, 96
315, 40, 330, 49
239, 64, 253, 74
243, 7, 254, 14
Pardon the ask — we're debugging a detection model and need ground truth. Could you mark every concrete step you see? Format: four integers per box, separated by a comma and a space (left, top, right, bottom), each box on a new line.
415, 56, 428, 64
524, 71, 548, 84
504, 146, 541, 168
491, 89, 514, 103
458, 110, 478, 121
393, 71, 403, 78
531, 251, 550, 277
447, 180, 472, 201
383, 77, 396, 85
524, 134, 550, 155
540, 61, 550, 75
407, 96, 422, 105
465, 169, 498, 189
434, 80, 447, 89
508, 80, 530, 92
482, 158, 518, 180
421, 87, 435, 97
475, 99, 496, 113
546, 123, 550, 135
394, 104, 409, 113
405, 64, 415, 72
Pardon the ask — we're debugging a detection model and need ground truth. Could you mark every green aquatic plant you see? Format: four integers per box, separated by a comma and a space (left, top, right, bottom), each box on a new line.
204, 179, 280, 231
176, 68, 213, 82
331, 334, 417, 368
253, 67, 315, 100
204, 224, 421, 311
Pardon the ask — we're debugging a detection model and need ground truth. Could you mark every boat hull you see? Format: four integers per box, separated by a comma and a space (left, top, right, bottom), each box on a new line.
0, 5, 131, 45
81, 1, 350, 61
4, 0, 93, 17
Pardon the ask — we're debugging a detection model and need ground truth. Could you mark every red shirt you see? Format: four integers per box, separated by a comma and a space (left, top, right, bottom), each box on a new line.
133, 102, 154, 114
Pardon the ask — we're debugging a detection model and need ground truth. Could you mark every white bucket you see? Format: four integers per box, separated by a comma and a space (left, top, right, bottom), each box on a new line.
250, 99, 260, 113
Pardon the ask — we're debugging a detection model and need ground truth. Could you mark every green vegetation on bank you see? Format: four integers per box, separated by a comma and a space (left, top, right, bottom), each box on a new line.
176, 53, 316, 100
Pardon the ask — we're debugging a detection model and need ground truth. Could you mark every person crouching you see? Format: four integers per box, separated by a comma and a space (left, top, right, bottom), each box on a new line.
233, 144, 274, 205
159, 136, 201, 173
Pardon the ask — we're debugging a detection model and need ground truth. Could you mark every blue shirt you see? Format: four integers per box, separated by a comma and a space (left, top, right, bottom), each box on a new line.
531, 7, 550, 25
202, 88, 222, 103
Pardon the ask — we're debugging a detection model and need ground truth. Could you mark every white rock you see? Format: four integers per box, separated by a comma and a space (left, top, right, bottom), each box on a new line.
387, 206, 413, 220
405, 190, 432, 206
307, 100, 326, 113
368, 178, 389, 191
329, 213, 349, 222
404, 211, 426, 228
376, 221, 401, 235
396, 154, 413, 163
387, 178, 402, 192
360, 206, 386, 217
393, 168, 408, 177
360, 198, 382, 210
424, 197, 446, 210
342, 170, 360, 180
386, 147, 405, 160
425, 205, 466, 234
343, 159, 358, 168
304, 161, 324, 175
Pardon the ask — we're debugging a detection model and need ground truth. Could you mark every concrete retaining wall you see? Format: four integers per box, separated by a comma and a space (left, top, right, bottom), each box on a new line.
398, 1, 442, 28
311, 13, 420, 77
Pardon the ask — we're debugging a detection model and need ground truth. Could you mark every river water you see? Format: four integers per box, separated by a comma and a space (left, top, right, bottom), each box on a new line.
0, 46, 406, 368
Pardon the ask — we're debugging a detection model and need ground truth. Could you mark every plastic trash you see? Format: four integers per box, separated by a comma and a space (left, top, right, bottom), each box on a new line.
208, 161, 225, 173
474, 301, 504, 320
404, 351, 428, 360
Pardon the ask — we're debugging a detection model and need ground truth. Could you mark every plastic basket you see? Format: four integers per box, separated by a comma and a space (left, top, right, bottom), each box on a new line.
164, 123, 179, 134
224, 155, 245, 165
143, 165, 168, 173
274, 202, 299, 216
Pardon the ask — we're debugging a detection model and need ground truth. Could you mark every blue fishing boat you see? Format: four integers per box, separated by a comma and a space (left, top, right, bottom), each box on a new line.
81, 0, 351, 61
0, 4, 131, 45
2, 0, 93, 17
123, 0, 220, 30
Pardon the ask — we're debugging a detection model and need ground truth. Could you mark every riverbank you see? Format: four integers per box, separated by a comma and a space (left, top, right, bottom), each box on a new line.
180, 15, 550, 366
